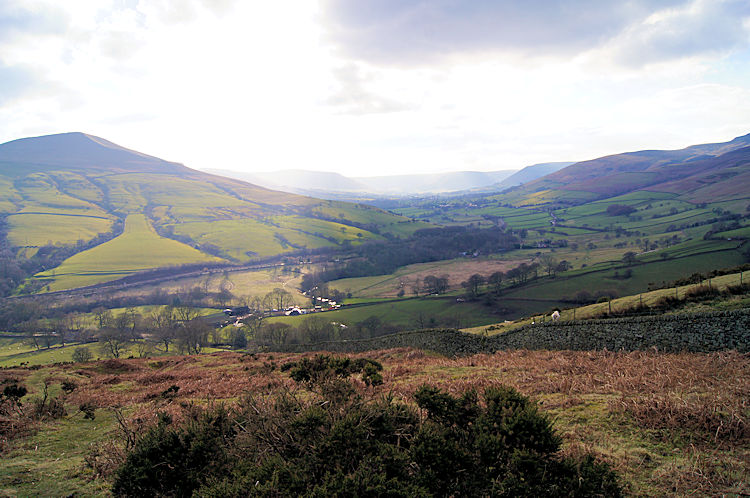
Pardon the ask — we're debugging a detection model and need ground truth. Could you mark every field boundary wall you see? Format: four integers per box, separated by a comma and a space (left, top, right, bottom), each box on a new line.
270, 309, 750, 355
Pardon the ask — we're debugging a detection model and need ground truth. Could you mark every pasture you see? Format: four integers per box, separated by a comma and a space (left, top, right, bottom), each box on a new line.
464, 269, 750, 335
267, 296, 501, 330
112, 266, 307, 305
501, 249, 746, 302
329, 257, 531, 298
34, 214, 222, 292
5, 213, 114, 248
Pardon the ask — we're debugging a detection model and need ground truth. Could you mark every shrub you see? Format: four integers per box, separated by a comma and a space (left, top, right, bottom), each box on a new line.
31, 382, 66, 420
79, 402, 96, 420
685, 285, 720, 300
61, 380, 77, 394
280, 354, 383, 386
1, 384, 27, 406
112, 376, 621, 496
72, 347, 93, 363
112, 408, 233, 497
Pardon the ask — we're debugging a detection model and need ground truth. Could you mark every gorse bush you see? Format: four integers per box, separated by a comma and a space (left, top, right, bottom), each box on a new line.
112, 356, 621, 497
280, 354, 384, 386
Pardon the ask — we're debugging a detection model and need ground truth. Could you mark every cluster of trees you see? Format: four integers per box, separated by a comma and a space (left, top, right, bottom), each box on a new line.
20, 305, 215, 359
246, 314, 400, 347
111, 356, 621, 496
457, 256, 573, 300
606, 204, 638, 217
301, 226, 518, 292
408, 274, 450, 296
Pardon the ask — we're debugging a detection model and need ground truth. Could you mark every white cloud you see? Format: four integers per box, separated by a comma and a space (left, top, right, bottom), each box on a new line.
0, 0, 748, 177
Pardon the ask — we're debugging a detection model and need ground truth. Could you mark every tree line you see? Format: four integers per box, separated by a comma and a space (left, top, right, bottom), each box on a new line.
302, 226, 518, 292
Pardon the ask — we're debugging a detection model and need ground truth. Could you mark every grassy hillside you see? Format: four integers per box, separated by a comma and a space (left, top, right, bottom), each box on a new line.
34, 214, 223, 291
0, 133, 428, 293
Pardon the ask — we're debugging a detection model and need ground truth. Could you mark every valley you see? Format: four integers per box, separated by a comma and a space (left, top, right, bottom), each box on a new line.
0, 131, 749, 497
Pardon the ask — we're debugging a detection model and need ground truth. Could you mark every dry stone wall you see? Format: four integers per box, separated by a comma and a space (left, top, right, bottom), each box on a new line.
272, 309, 750, 356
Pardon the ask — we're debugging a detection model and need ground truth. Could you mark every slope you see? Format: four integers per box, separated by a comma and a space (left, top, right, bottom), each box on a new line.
205, 168, 519, 195
490, 162, 573, 189
496, 133, 750, 207
34, 214, 222, 291
0, 132, 428, 292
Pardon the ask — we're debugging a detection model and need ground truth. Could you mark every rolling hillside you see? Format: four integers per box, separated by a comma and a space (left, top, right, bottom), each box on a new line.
0, 132, 429, 291
474, 162, 574, 192
500, 133, 750, 206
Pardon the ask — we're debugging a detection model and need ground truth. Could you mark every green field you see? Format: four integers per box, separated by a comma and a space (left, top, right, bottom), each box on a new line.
1, 146, 431, 293
6, 213, 114, 247
127, 266, 307, 303
501, 249, 746, 302
268, 296, 501, 329
170, 218, 338, 260
329, 257, 528, 298
464, 269, 750, 334
34, 214, 222, 292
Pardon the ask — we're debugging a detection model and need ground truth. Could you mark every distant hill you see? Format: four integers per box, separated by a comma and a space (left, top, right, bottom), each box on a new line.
206, 168, 519, 195
499, 133, 750, 206
467, 162, 574, 193
353, 170, 517, 193
0, 132, 429, 292
204, 168, 371, 193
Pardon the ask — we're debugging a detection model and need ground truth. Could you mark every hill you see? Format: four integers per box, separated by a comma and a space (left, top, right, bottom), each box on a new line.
464, 162, 573, 193
501, 133, 750, 206
207, 168, 519, 195
0, 132, 429, 292
352, 170, 517, 193
203, 168, 371, 193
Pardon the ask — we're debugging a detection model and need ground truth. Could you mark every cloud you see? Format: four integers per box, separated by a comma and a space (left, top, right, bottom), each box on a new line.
324, 64, 415, 114
607, 0, 750, 67
140, 0, 238, 25
320, 0, 686, 64
0, 63, 43, 105
0, 2, 69, 41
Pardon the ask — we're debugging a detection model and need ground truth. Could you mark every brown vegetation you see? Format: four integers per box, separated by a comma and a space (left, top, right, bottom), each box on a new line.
1, 348, 748, 496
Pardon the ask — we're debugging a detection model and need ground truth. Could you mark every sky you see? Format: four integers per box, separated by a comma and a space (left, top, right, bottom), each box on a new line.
1, 0, 749, 177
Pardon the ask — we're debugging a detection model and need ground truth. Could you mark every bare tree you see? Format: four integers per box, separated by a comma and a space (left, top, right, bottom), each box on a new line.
147, 306, 177, 352
461, 274, 485, 298
93, 307, 113, 329
99, 327, 127, 358
176, 319, 211, 354
488, 271, 504, 294
266, 288, 294, 310
539, 254, 558, 277
258, 322, 292, 346
175, 305, 200, 322
411, 277, 422, 296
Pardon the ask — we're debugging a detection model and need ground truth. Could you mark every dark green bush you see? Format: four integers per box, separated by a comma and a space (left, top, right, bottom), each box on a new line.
281, 354, 383, 385
112, 408, 233, 497
61, 380, 77, 394
112, 359, 621, 497
1, 384, 27, 405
